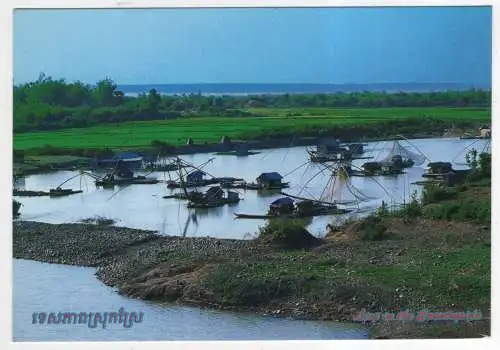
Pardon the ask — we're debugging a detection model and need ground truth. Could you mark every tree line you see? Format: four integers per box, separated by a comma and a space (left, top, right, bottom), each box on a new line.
14, 74, 492, 132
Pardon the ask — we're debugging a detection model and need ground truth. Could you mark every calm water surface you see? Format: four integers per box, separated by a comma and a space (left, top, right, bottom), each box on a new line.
13, 259, 368, 341
14, 138, 488, 239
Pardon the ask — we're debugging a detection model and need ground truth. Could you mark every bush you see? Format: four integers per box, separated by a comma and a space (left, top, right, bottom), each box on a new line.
422, 184, 457, 205
258, 219, 321, 249
391, 191, 422, 221
357, 215, 390, 241
422, 199, 490, 226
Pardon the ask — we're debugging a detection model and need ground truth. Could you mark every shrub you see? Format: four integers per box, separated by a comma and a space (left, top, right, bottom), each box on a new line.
422, 199, 490, 226
422, 184, 457, 205
258, 219, 321, 249
357, 215, 390, 241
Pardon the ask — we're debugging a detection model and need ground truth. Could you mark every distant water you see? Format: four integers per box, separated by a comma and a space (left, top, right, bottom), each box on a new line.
118, 82, 488, 97
13, 259, 368, 341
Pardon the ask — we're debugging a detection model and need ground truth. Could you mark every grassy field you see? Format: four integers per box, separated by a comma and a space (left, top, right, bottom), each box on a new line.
13, 107, 491, 150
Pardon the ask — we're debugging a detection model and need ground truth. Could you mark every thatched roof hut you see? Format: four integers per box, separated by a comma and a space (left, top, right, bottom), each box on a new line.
427, 162, 454, 174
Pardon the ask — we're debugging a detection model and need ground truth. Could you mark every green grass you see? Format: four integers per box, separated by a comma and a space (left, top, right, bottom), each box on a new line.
13, 107, 491, 150
353, 245, 490, 308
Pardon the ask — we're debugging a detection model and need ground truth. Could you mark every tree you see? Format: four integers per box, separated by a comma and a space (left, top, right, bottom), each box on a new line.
147, 88, 161, 112
93, 78, 123, 107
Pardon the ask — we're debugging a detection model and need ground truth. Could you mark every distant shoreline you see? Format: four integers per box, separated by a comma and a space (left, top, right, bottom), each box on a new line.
118, 82, 491, 97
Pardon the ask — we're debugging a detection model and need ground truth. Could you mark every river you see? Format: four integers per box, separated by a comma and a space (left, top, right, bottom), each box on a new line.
13, 259, 368, 341
13, 137, 489, 239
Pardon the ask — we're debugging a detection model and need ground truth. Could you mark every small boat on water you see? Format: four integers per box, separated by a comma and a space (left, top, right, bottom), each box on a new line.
233, 197, 351, 219
95, 175, 159, 187
49, 188, 84, 197
144, 162, 188, 172
13, 188, 83, 197
163, 191, 203, 200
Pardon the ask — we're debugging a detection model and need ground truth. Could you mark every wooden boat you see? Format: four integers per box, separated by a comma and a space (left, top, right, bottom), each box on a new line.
234, 200, 351, 220
234, 213, 277, 219
166, 179, 219, 188
49, 188, 84, 197
221, 181, 290, 190
13, 189, 50, 197
163, 191, 203, 200
95, 176, 159, 187
144, 162, 187, 172
167, 177, 243, 189
233, 207, 351, 220
187, 198, 240, 209
13, 188, 83, 197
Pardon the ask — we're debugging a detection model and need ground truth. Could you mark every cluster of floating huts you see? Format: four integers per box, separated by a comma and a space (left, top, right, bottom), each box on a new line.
13, 130, 489, 220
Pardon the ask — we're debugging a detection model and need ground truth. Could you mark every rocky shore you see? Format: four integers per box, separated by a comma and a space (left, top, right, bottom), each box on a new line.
13, 217, 490, 339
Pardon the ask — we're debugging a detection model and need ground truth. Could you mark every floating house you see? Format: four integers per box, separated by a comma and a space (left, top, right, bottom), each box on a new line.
426, 162, 454, 175
93, 152, 144, 169
316, 139, 342, 154
346, 143, 365, 155
205, 186, 224, 201
234, 143, 250, 156
269, 197, 295, 215
115, 160, 134, 178
186, 170, 206, 183
256, 172, 284, 188
423, 162, 469, 185
186, 186, 240, 208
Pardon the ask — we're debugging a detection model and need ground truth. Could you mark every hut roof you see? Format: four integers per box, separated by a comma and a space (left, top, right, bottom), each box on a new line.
271, 197, 295, 206
206, 186, 223, 195
257, 172, 283, 181
187, 170, 206, 177
428, 162, 453, 168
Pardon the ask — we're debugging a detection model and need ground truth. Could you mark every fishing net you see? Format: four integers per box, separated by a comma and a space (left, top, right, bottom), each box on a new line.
319, 166, 373, 205
378, 140, 427, 166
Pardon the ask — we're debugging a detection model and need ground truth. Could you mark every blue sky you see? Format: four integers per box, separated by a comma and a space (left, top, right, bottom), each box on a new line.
13, 7, 492, 85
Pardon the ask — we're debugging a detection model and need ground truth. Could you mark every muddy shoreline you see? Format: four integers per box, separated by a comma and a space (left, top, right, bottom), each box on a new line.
12, 221, 360, 324
12, 219, 490, 339
14, 131, 460, 177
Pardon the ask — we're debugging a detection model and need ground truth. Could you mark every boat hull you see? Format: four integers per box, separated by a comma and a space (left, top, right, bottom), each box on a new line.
234, 208, 351, 219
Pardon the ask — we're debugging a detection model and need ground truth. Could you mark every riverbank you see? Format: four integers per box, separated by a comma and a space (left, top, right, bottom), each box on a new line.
14, 106, 489, 152
13, 208, 490, 339
13, 121, 485, 176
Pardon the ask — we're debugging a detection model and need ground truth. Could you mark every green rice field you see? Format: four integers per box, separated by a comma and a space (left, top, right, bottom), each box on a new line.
13, 107, 490, 150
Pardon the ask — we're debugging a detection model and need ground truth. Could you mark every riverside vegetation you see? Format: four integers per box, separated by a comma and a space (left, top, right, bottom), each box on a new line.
14, 75, 490, 152
13, 151, 491, 339
13, 76, 491, 175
